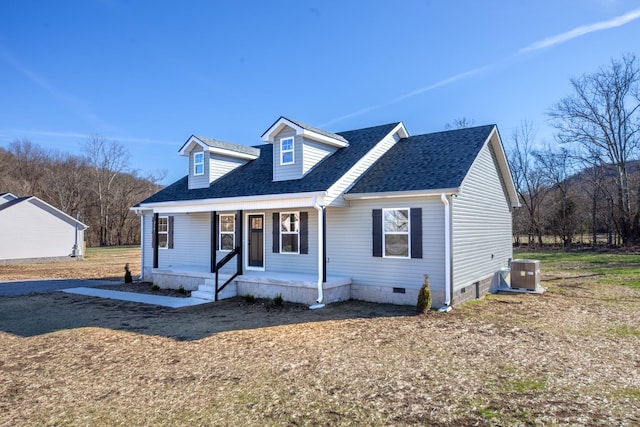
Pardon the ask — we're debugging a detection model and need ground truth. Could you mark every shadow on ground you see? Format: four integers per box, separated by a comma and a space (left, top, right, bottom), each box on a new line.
0, 292, 418, 341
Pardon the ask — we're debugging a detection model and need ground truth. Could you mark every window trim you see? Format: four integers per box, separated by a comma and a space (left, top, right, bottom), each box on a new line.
280, 137, 294, 165
382, 208, 411, 259
218, 214, 235, 251
193, 151, 204, 176
158, 215, 170, 250
279, 211, 300, 254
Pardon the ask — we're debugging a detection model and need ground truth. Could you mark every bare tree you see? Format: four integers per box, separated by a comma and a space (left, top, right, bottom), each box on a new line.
83, 135, 130, 246
444, 117, 476, 130
508, 121, 548, 247
549, 53, 640, 244
7, 139, 48, 195
535, 144, 578, 246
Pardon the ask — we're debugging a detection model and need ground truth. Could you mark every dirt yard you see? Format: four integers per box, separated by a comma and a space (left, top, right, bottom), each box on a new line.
0, 248, 639, 426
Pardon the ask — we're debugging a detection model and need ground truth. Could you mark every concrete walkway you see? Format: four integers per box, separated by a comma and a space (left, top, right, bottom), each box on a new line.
61, 287, 212, 308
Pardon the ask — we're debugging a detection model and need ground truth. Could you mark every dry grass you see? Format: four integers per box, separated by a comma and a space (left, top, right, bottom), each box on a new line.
1, 249, 640, 426
0, 247, 140, 281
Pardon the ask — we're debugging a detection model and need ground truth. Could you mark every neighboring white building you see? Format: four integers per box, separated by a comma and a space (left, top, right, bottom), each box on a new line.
0, 193, 88, 265
132, 117, 520, 308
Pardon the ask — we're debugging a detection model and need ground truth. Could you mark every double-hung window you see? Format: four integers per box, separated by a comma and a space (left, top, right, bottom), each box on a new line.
280, 137, 294, 165
280, 212, 300, 253
194, 152, 204, 175
383, 208, 410, 258
158, 216, 169, 249
219, 214, 235, 251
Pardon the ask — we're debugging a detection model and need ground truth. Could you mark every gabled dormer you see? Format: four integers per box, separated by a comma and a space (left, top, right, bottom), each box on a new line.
261, 117, 349, 182
178, 136, 260, 190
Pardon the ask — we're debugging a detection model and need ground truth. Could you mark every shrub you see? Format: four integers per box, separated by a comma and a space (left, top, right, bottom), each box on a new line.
273, 293, 284, 306
417, 275, 432, 313
151, 284, 160, 291
244, 293, 255, 304
124, 263, 132, 283
177, 285, 186, 294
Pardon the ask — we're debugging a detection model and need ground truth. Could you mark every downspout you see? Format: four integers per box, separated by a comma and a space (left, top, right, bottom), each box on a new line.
439, 193, 452, 312
310, 197, 325, 309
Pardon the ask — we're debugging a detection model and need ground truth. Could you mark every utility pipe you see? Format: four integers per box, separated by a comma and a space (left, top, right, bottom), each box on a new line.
310, 197, 325, 309
440, 193, 452, 311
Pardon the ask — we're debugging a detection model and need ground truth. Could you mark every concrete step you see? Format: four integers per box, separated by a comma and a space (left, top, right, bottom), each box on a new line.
192, 277, 237, 301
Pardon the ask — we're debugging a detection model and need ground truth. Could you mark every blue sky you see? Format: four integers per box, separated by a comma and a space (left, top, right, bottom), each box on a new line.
1, 1, 639, 185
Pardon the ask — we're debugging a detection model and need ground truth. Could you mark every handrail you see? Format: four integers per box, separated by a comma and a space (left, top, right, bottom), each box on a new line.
215, 246, 240, 301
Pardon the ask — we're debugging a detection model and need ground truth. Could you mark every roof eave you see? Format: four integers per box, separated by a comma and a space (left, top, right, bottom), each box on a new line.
344, 188, 460, 200
261, 117, 348, 147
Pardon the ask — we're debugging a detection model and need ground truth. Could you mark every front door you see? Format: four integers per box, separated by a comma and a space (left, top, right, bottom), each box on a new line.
248, 214, 264, 268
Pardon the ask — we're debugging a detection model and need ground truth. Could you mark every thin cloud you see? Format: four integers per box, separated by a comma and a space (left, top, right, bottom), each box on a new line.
518, 7, 640, 54
0, 45, 112, 130
321, 7, 640, 128
0, 128, 176, 148
319, 66, 489, 128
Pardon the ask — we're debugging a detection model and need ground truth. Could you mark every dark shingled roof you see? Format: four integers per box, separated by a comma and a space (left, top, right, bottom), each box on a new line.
138, 122, 400, 205
347, 125, 496, 194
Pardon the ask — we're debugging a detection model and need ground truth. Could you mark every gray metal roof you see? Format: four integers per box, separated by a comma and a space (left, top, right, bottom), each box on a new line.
190, 136, 261, 157
262, 116, 348, 144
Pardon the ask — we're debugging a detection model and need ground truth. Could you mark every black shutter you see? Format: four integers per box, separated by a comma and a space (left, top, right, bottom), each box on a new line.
410, 208, 422, 259
272, 212, 280, 253
372, 209, 382, 257
300, 211, 308, 254
168, 216, 174, 249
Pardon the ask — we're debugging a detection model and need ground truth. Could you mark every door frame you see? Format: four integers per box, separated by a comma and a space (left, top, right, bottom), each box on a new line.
245, 212, 265, 271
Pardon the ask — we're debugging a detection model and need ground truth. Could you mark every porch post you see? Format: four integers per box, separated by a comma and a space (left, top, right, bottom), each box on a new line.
153, 212, 159, 269
210, 211, 217, 273
322, 207, 327, 283
236, 210, 243, 274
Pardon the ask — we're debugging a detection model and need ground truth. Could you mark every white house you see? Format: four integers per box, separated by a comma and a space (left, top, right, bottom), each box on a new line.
0, 193, 88, 265
132, 117, 519, 309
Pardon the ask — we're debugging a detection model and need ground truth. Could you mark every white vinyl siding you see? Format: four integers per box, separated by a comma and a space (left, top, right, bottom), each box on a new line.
302, 138, 337, 174
188, 149, 209, 189
451, 142, 513, 291
210, 154, 246, 183
156, 212, 210, 268
326, 198, 447, 305
0, 200, 82, 261
142, 212, 153, 275
263, 209, 317, 274
273, 128, 302, 181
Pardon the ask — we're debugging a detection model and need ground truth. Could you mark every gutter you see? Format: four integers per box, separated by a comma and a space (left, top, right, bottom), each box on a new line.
309, 196, 325, 309
439, 193, 452, 312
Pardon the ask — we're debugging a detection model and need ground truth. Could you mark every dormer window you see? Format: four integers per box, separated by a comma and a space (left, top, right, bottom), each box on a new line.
193, 152, 204, 175
280, 137, 294, 165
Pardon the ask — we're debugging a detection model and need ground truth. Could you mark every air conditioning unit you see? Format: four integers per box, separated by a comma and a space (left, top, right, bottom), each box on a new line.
510, 259, 540, 290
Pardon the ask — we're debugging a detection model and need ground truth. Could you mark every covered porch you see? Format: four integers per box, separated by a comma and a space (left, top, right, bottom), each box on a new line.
138, 192, 348, 307
150, 265, 351, 305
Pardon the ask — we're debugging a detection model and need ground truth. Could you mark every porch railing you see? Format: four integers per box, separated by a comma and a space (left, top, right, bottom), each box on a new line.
215, 246, 241, 301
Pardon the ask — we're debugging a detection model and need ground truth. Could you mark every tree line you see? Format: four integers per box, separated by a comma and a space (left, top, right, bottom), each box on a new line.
508, 53, 640, 248
0, 136, 163, 247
